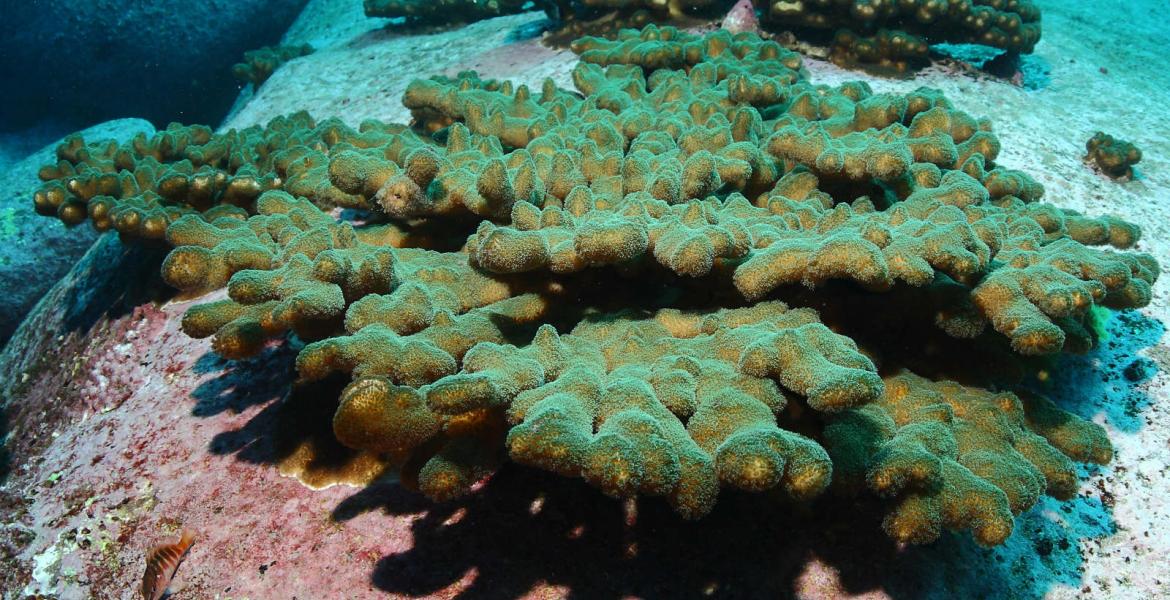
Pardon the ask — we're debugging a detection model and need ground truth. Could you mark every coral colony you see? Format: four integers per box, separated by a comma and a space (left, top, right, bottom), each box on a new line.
1085, 132, 1143, 181
367, 0, 1042, 72
232, 44, 315, 88
33, 23, 1157, 548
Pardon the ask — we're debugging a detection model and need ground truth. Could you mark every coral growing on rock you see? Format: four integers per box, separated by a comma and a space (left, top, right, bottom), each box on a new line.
31, 113, 376, 239
827, 28, 930, 74
365, 0, 1042, 73
762, 0, 1042, 72
1085, 131, 1142, 180
232, 44, 315, 87
34, 25, 1156, 548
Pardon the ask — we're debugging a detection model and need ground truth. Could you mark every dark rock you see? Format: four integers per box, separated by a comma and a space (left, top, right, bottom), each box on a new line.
983, 50, 1023, 79
1122, 358, 1155, 382
0, 0, 308, 131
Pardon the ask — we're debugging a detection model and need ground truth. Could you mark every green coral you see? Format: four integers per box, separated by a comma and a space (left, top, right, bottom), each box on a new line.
310, 301, 878, 514
1085, 131, 1142, 180
824, 371, 1111, 546
31, 113, 371, 239
366, 0, 1042, 73
232, 44, 315, 87
764, 0, 1042, 72
32, 25, 1156, 548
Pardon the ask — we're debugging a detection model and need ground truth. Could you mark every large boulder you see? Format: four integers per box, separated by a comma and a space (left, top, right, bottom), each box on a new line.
0, 0, 307, 132
0, 118, 155, 345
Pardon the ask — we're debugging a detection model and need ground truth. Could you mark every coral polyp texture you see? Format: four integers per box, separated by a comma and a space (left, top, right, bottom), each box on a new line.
762, 0, 1042, 72
31, 112, 390, 239
364, 0, 1042, 72
232, 44, 315, 87
1085, 131, 1143, 180
824, 371, 1112, 546
34, 25, 1157, 548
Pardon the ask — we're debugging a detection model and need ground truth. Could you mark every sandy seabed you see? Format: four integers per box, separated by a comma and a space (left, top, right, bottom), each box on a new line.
2, 0, 1168, 598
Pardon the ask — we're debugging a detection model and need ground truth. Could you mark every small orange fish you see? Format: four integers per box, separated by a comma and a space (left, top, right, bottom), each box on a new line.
141, 528, 197, 600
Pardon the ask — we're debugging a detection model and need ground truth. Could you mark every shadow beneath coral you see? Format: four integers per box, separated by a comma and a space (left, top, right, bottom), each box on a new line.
196, 346, 388, 488
332, 478, 433, 522
930, 45, 1053, 90
197, 344, 306, 465
1029, 309, 1165, 434
191, 345, 297, 418
57, 234, 172, 338
347, 461, 1106, 600
183, 290, 1159, 599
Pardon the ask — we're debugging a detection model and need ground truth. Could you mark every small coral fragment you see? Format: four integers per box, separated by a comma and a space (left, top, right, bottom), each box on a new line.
1085, 132, 1142, 180
232, 44, 314, 87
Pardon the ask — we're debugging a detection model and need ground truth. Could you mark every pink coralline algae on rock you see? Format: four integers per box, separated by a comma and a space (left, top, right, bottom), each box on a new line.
721, 0, 758, 34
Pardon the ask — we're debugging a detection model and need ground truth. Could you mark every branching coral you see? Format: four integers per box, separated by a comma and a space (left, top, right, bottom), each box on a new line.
164, 189, 538, 358
34, 25, 1155, 548
310, 301, 880, 512
31, 113, 377, 239
823, 371, 1111, 546
232, 44, 315, 87
1085, 131, 1142, 180
365, 0, 1042, 73
763, 0, 1042, 72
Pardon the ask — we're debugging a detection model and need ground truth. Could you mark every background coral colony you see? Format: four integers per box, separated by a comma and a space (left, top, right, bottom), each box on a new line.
0, 0, 1168, 598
